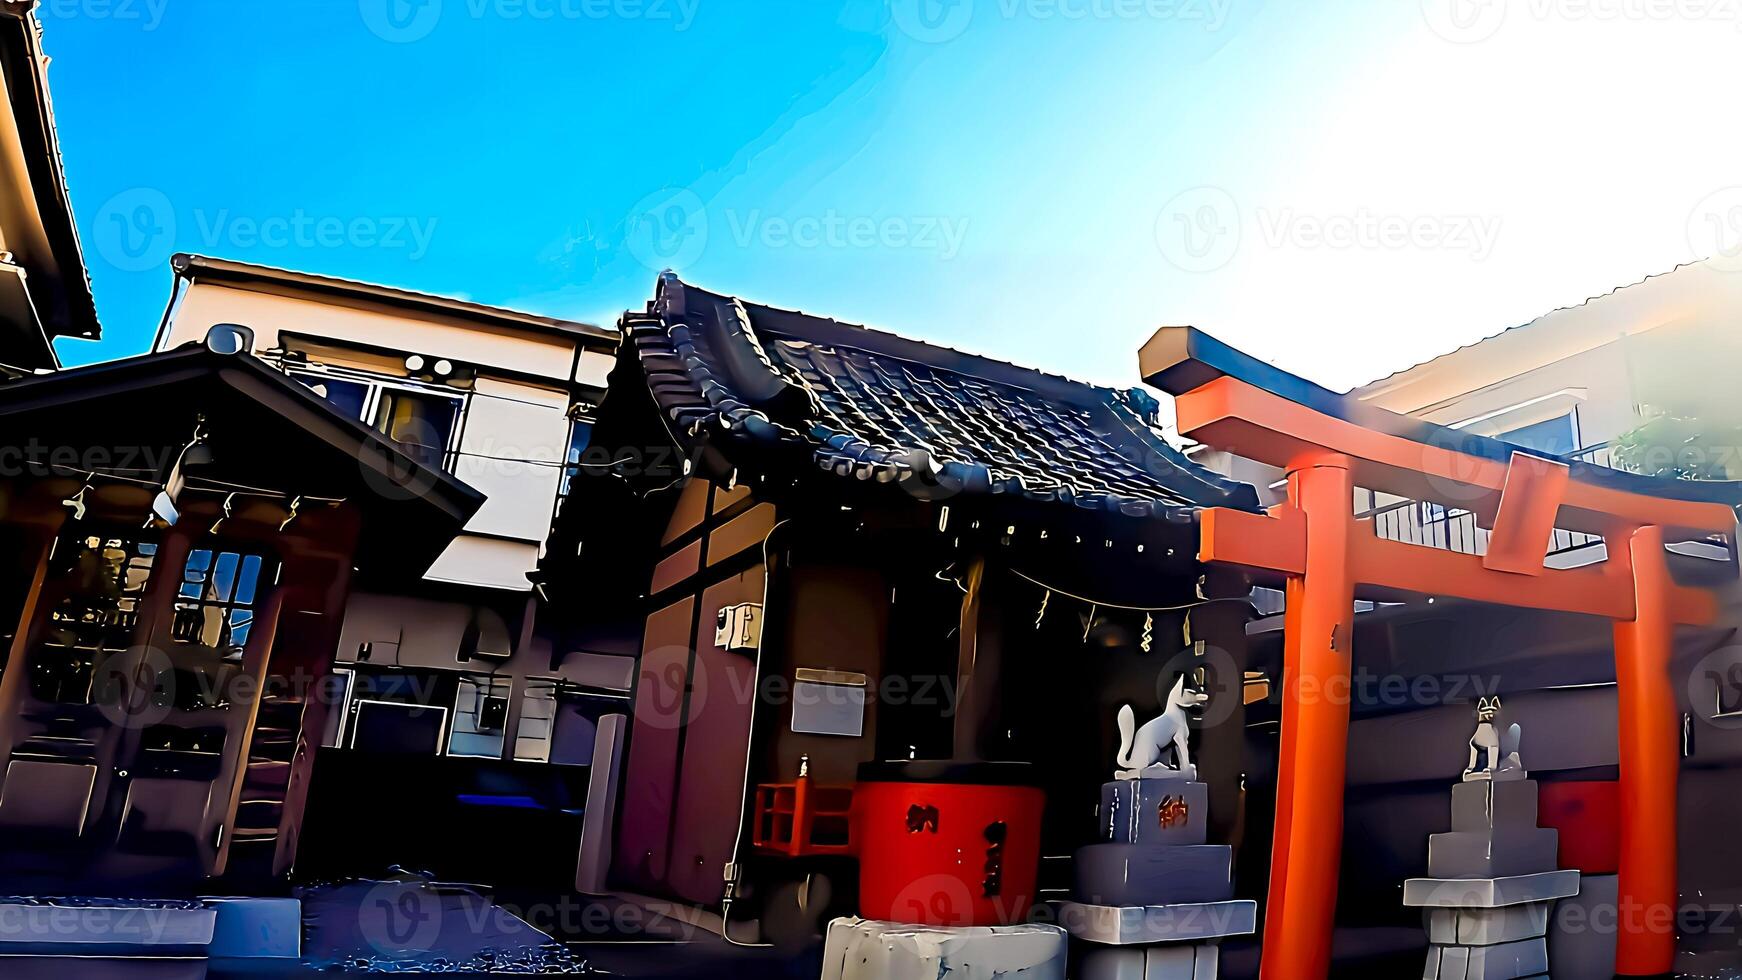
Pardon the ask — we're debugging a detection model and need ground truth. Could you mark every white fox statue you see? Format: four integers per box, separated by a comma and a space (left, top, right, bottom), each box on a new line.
1114, 674, 1210, 780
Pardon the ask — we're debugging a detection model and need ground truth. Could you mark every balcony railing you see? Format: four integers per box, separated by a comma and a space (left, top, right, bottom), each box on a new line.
1356, 443, 1619, 559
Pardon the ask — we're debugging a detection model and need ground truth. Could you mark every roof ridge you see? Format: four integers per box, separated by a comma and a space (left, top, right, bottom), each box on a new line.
1359, 259, 1711, 392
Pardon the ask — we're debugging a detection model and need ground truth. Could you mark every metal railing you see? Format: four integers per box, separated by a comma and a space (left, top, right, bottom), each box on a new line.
1357, 443, 1618, 558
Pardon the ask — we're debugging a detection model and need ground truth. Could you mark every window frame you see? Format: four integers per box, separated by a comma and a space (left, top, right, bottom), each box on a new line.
285, 364, 470, 472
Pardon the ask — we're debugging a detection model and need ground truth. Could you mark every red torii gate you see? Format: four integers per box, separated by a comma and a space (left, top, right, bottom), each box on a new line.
1141, 327, 1741, 979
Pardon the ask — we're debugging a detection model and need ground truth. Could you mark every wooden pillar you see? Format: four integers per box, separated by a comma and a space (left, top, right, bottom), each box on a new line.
1260, 456, 1356, 980
952, 555, 998, 761
1612, 524, 1679, 976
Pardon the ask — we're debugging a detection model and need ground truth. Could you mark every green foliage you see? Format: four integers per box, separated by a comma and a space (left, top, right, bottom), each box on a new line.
1611, 415, 1742, 481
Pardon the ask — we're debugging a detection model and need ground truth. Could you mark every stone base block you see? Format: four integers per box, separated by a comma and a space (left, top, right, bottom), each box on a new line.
1081, 943, 1218, 980
820, 917, 1065, 980
1424, 902, 1549, 947
1450, 780, 1539, 832
1073, 843, 1234, 907
1053, 900, 1256, 945
1101, 779, 1208, 846
1427, 827, 1560, 879
0, 900, 217, 955
207, 897, 302, 958
1425, 936, 1547, 979
1404, 870, 1579, 909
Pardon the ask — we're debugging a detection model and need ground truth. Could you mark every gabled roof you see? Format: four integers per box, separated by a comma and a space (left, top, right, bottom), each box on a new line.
627, 273, 1258, 517
0, 342, 485, 574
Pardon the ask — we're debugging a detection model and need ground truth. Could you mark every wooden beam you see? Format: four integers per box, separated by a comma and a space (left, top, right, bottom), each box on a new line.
1177, 376, 1738, 538
1483, 453, 1570, 576
1198, 505, 1305, 576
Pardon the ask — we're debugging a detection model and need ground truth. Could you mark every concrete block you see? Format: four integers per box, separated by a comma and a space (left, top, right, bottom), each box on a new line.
1462, 936, 1547, 979
1073, 843, 1234, 906
1053, 900, 1256, 945
1191, 943, 1218, 979
0, 901, 216, 955
1080, 946, 1145, 980
820, 917, 1066, 980
1101, 779, 1208, 846
1428, 827, 1560, 879
1422, 944, 1441, 980
1440, 945, 1470, 979
1424, 902, 1549, 946
1404, 871, 1580, 909
1085, 943, 1218, 980
1143, 944, 1195, 979
207, 897, 302, 958
1450, 780, 1540, 832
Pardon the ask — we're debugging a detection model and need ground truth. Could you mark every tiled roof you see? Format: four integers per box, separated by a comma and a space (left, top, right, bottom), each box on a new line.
627, 274, 1258, 517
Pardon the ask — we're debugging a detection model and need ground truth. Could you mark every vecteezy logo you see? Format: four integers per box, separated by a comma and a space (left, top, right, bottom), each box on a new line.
625, 188, 708, 272
889, 0, 974, 43
92, 188, 175, 273
93, 646, 174, 729
1154, 186, 1240, 274
360, 0, 443, 43
358, 880, 443, 957
1689, 646, 1742, 731
1419, 0, 1507, 44
1688, 187, 1742, 273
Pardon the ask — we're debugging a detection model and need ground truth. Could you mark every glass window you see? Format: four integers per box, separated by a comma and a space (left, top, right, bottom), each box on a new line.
292, 373, 371, 421
172, 548, 272, 654
1498, 413, 1577, 456
448, 674, 512, 759
373, 388, 462, 469
560, 419, 594, 497
33, 533, 158, 704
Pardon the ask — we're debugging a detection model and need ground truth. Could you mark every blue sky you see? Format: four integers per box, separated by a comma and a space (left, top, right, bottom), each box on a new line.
42, 0, 1742, 391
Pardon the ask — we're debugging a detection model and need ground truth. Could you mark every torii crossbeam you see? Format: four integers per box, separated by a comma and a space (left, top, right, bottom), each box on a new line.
1141, 326, 1742, 979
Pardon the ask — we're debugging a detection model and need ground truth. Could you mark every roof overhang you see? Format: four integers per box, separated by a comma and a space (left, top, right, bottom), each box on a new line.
171, 253, 616, 346
0, 344, 485, 575
0, 2, 99, 361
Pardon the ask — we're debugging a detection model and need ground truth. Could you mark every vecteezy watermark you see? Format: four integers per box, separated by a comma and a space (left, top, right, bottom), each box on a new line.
39, 0, 170, 29
1420, 0, 1742, 44
90, 188, 440, 274
624, 189, 971, 271
1152, 186, 1241, 274
888, 0, 1234, 43
359, 0, 700, 43
723, 210, 970, 260
626, 188, 709, 272
1688, 186, 1742, 272
631, 648, 962, 732
1154, 187, 1502, 272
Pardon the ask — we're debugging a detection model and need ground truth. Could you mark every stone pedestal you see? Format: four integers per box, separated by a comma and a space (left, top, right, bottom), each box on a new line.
1405, 777, 1580, 980
1061, 770, 1254, 980
820, 917, 1066, 980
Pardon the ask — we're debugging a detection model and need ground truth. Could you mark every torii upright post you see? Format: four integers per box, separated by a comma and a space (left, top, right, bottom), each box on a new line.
1263, 454, 1356, 980
1140, 325, 1738, 979
1613, 524, 1679, 976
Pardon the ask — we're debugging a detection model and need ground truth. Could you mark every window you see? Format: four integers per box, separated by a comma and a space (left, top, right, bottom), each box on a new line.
300, 376, 369, 420
449, 674, 512, 759
33, 533, 159, 704
1497, 413, 1578, 456
171, 549, 272, 655
289, 368, 466, 472
559, 417, 595, 498
373, 388, 462, 469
